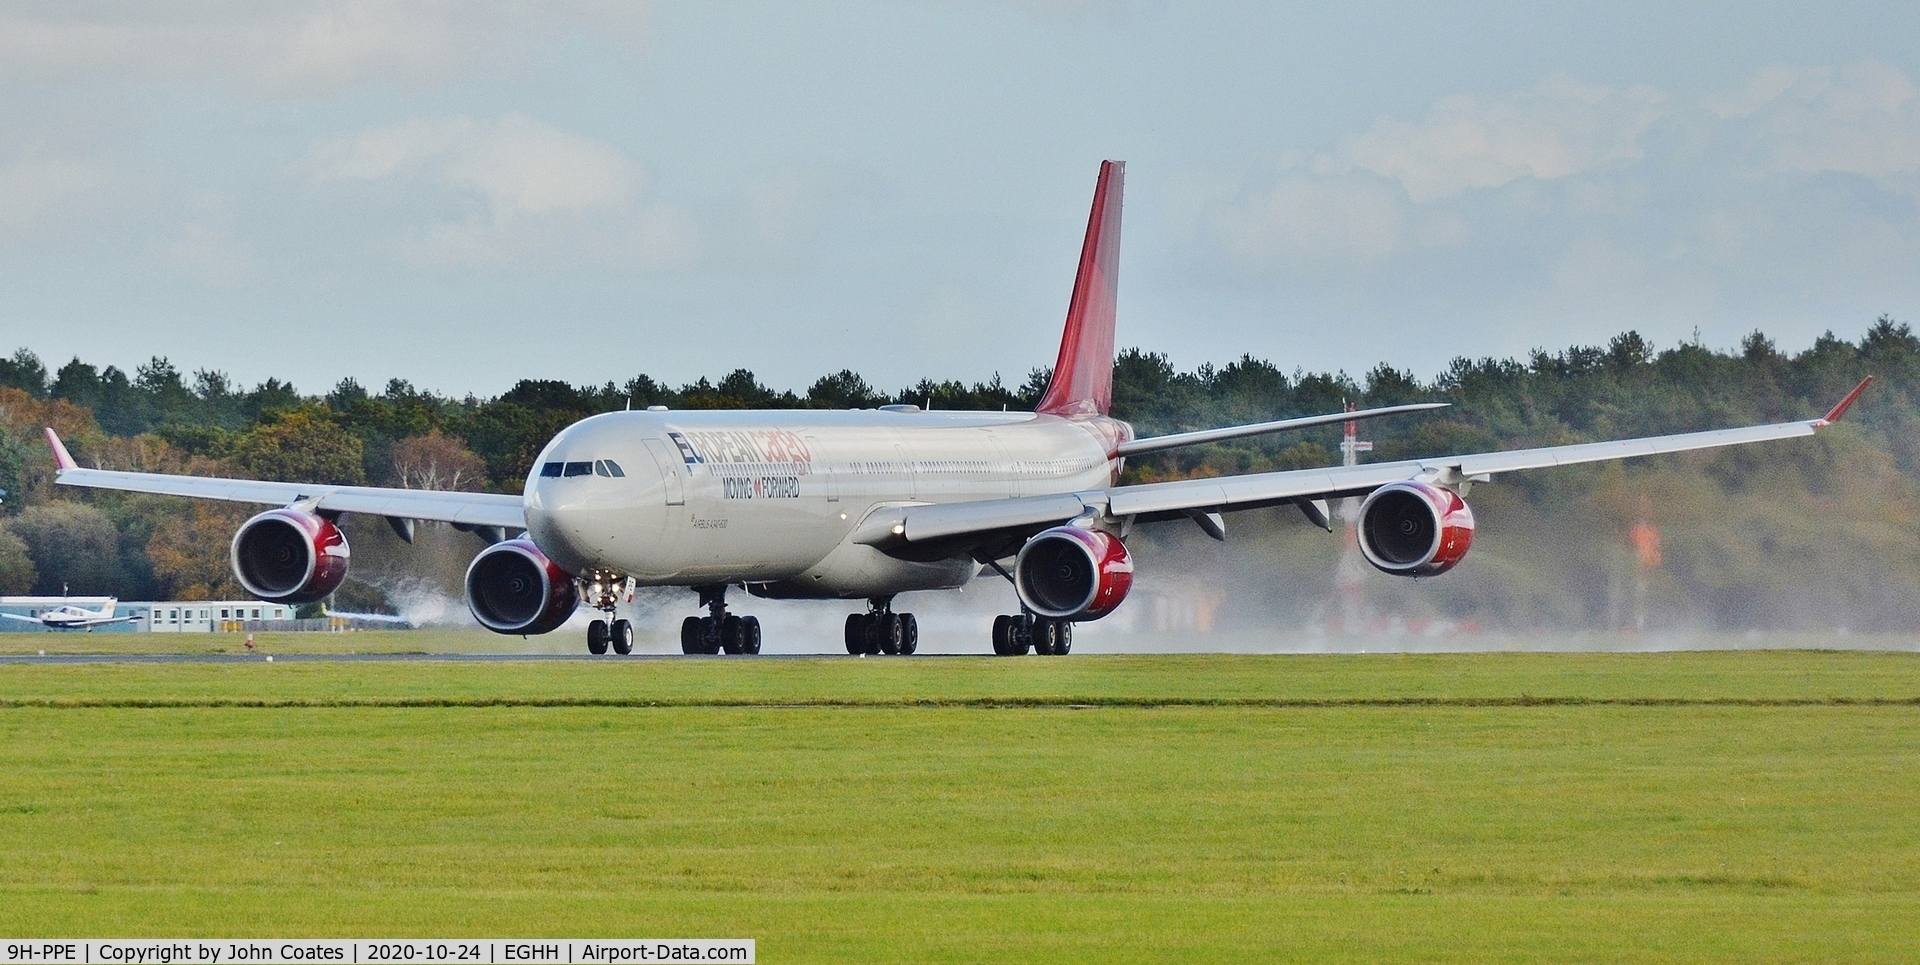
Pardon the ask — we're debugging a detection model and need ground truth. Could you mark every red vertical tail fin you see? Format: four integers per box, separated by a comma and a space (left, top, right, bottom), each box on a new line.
1037, 160, 1123, 417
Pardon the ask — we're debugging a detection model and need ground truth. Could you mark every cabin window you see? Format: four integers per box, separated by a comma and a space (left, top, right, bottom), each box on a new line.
563, 461, 593, 477
540, 462, 564, 477
597, 459, 626, 477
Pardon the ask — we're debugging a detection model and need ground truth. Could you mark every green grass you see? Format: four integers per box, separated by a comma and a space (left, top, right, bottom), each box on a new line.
1, 652, 1917, 962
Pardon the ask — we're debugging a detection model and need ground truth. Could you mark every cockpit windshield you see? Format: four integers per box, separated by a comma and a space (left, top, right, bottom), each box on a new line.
542, 459, 625, 479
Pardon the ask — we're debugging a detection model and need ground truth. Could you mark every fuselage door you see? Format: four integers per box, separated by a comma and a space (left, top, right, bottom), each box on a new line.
984, 430, 1020, 497
642, 438, 686, 506
894, 443, 917, 500
805, 435, 836, 502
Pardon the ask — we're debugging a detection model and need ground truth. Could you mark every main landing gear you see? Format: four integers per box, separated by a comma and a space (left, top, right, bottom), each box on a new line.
845, 596, 918, 655
584, 571, 635, 655
681, 585, 762, 655
991, 612, 1072, 656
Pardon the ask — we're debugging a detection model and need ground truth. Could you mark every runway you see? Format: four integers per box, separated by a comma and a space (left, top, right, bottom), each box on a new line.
0, 651, 885, 664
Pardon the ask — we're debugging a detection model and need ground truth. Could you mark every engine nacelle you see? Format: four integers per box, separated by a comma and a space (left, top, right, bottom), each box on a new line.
1358, 481, 1475, 577
229, 509, 351, 604
1014, 526, 1134, 621
464, 538, 578, 635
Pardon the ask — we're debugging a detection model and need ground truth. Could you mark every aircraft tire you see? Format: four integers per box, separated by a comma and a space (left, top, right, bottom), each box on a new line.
611, 619, 634, 655
846, 614, 866, 654
741, 616, 762, 655
876, 613, 902, 655
991, 614, 1012, 655
898, 613, 918, 655
721, 614, 745, 654
587, 619, 610, 655
1014, 618, 1037, 656
681, 616, 704, 655
1053, 621, 1072, 655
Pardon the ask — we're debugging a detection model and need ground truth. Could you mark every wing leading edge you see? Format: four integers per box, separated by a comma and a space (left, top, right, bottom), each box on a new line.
872, 378, 1874, 553
45, 430, 526, 529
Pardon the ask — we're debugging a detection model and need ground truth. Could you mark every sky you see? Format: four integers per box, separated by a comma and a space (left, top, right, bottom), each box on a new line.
2, 1, 1918, 398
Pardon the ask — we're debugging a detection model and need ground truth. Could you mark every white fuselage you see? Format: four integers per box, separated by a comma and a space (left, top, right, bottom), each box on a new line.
40, 603, 115, 628
521, 409, 1128, 598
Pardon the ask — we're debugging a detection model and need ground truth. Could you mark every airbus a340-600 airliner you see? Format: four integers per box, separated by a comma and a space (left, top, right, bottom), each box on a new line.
44, 161, 1871, 656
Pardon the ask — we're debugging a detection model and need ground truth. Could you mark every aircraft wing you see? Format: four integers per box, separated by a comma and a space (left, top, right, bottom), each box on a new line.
1116, 402, 1448, 456
72, 616, 139, 627
0, 612, 41, 624
870, 378, 1873, 553
44, 429, 526, 530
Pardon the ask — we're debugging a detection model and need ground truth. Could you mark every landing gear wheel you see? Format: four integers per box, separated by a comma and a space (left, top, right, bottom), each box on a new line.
1032, 619, 1055, 656
721, 614, 745, 655
611, 619, 634, 655
587, 619, 609, 655
993, 615, 1032, 655
856, 614, 879, 655
898, 613, 918, 655
876, 613, 902, 655
740, 616, 762, 655
681, 616, 704, 655
1053, 620, 1071, 655
846, 613, 866, 655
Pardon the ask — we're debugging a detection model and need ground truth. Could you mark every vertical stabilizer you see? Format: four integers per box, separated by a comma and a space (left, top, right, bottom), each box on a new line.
1037, 160, 1124, 417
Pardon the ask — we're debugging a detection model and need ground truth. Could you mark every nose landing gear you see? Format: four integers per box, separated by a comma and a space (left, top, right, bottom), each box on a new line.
583, 571, 635, 655
845, 596, 918, 655
680, 584, 761, 655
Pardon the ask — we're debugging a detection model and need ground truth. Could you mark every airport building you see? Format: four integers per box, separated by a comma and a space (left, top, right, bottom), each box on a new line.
0, 597, 296, 633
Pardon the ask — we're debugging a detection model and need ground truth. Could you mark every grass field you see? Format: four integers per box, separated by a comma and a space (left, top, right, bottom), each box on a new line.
1, 649, 1917, 962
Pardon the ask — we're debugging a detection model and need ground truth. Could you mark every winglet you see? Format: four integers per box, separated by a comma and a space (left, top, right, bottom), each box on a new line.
1037, 160, 1124, 418
44, 427, 76, 471
1817, 376, 1873, 426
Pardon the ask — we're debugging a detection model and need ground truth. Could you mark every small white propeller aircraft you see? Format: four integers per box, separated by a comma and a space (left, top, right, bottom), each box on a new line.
42, 161, 1872, 656
0, 595, 136, 630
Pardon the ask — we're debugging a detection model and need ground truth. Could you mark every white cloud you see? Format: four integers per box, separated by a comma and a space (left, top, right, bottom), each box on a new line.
0, 2, 648, 98
0, 156, 109, 231
308, 113, 644, 218
1710, 61, 1920, 178
305, 113, 706, 271
1334, 75, 1669, 202
1207, 174, 1407, 271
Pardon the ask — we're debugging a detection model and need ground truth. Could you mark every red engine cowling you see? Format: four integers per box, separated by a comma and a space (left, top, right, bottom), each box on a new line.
1357, 481, 1475, 577
1014, 526, 1134, 621
229, 509, 351, 604
464, 538, 578, 635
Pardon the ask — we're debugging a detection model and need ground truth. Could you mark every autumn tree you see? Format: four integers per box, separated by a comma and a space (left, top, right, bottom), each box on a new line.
9, 501, 120, 595
0, 523, 36, 593
229, 406, 365, 485
392, 431, 489, 491
145, 500, 248, 599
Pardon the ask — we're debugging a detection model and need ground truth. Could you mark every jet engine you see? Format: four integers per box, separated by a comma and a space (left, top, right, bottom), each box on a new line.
229, 508, 351, 604
464, 538, 578, 635
1357, 481, 1475, 577
1014, 526, 1134, 621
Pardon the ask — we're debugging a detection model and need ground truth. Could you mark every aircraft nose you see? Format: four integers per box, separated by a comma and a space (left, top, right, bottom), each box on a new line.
523, 445, 665, 575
